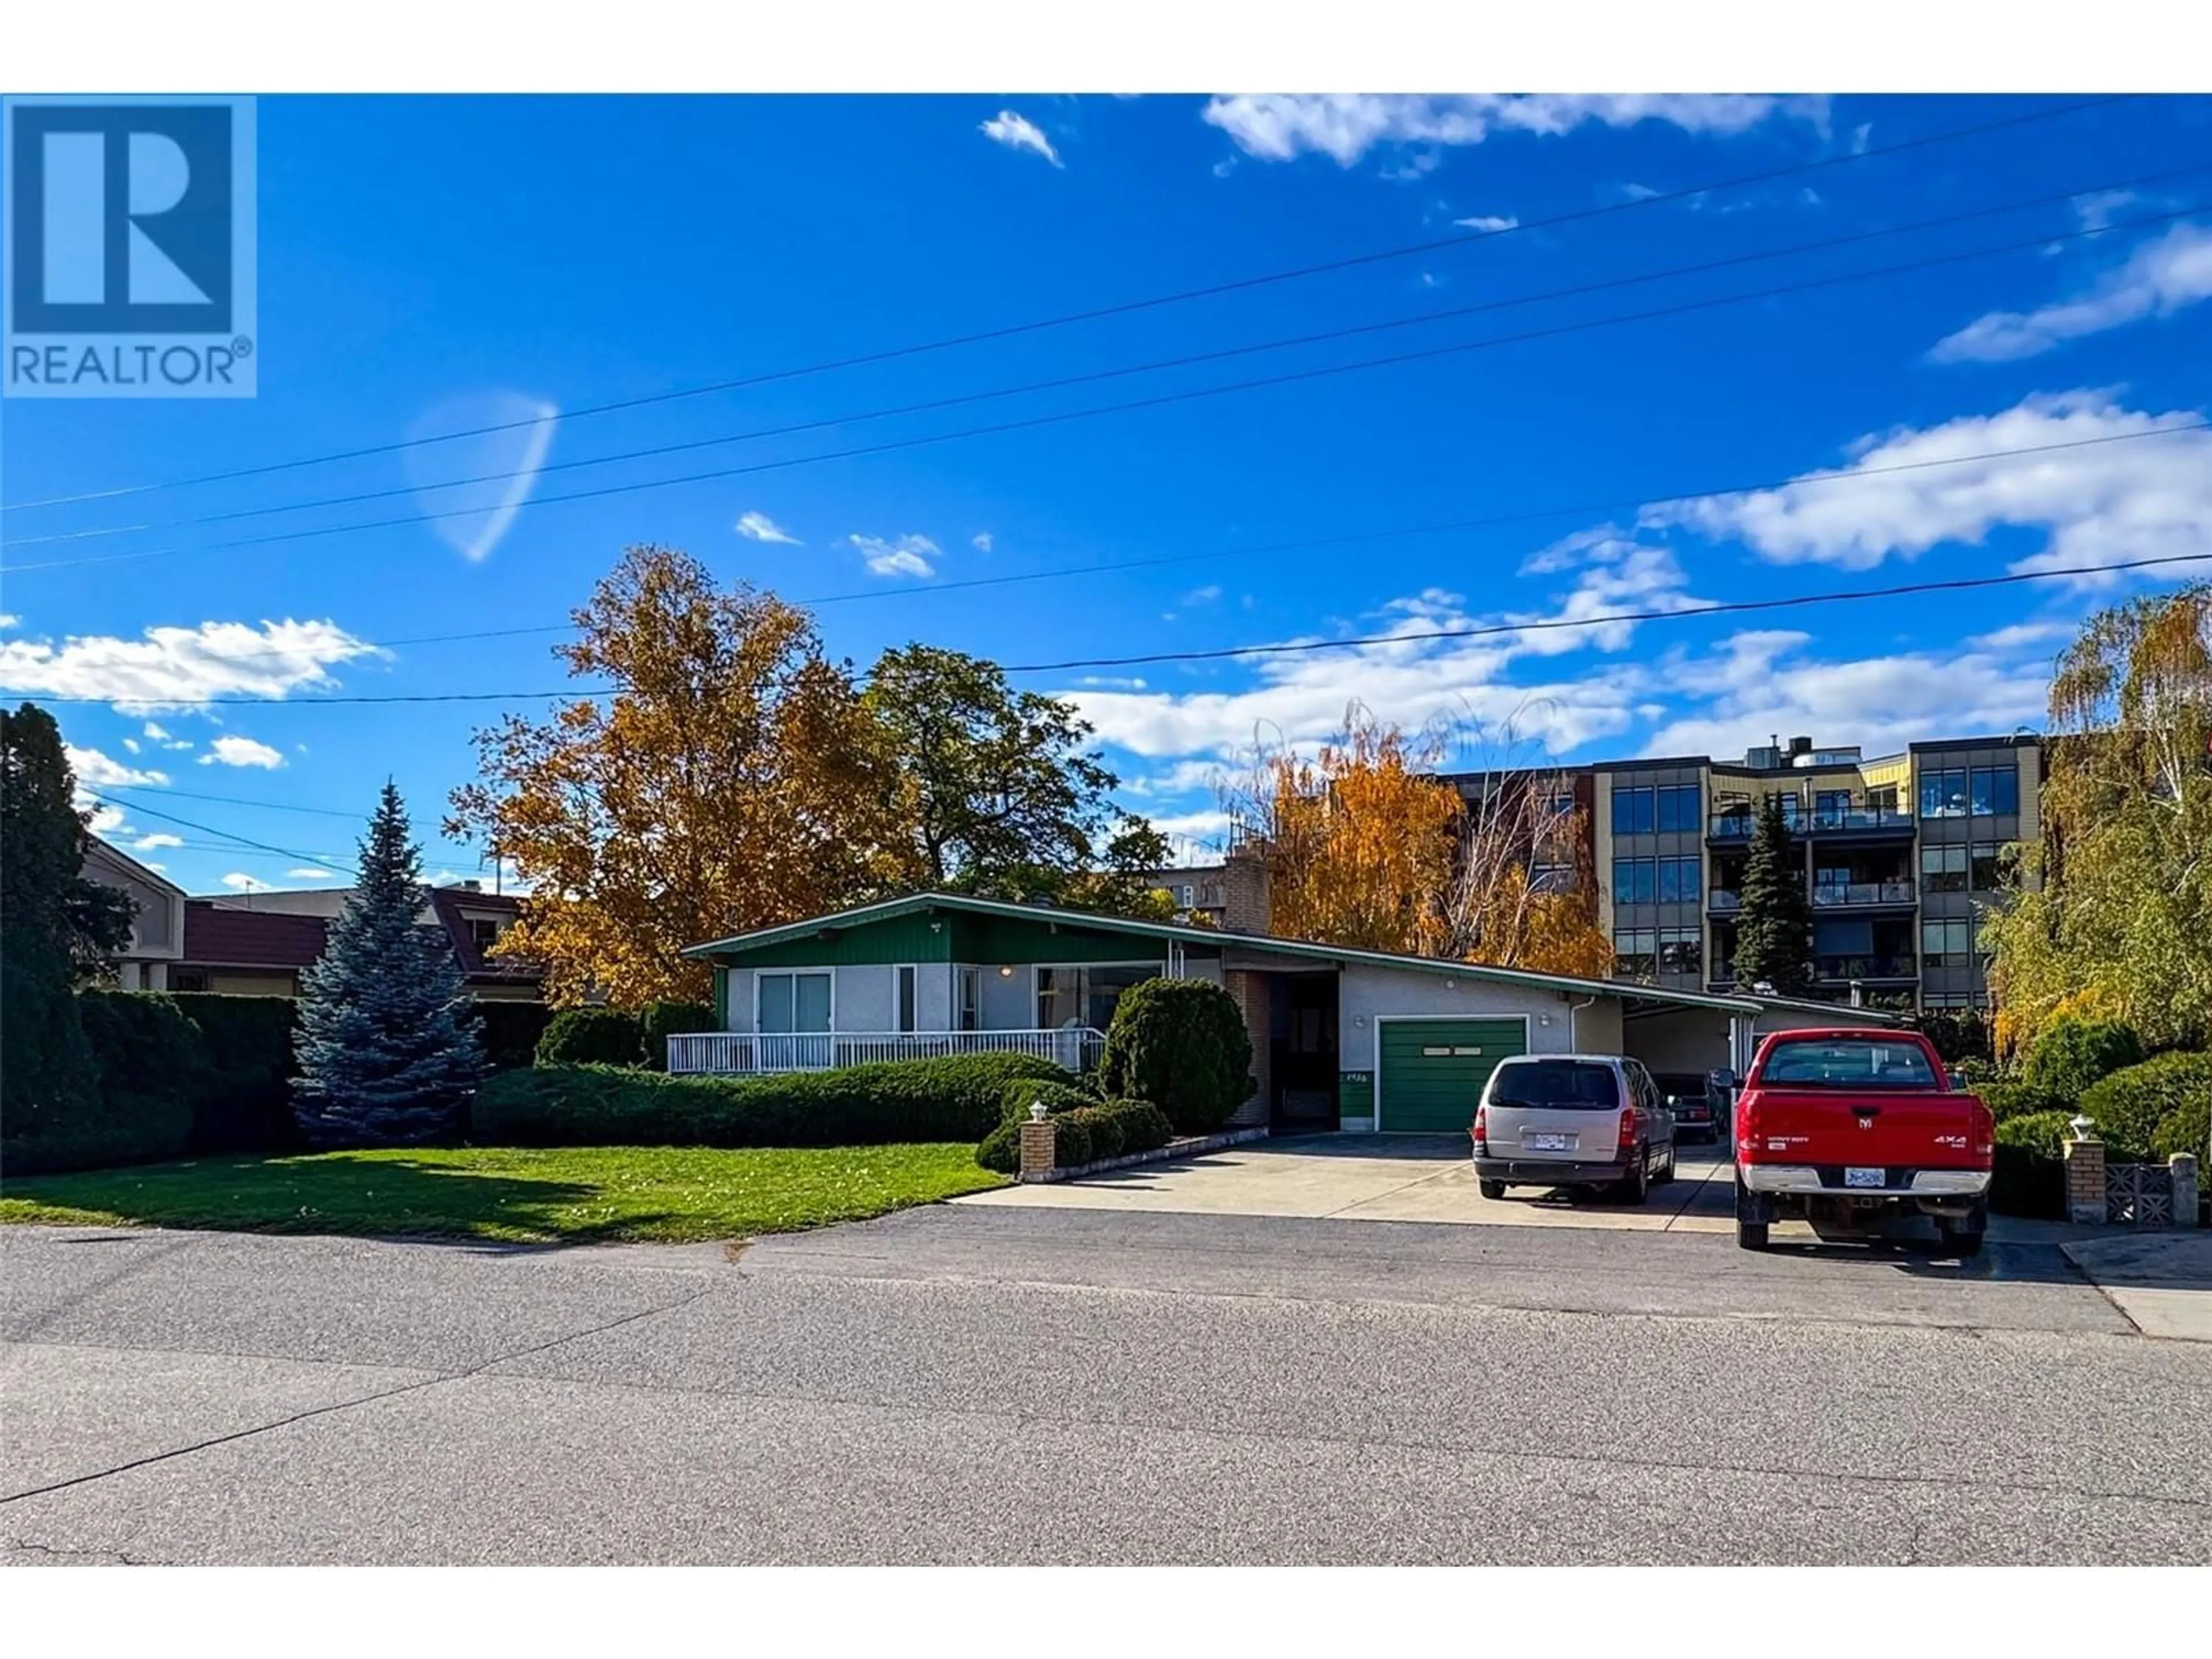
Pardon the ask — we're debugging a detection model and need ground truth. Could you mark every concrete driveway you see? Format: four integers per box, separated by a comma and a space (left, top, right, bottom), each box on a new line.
957, 1132, 1741, 1231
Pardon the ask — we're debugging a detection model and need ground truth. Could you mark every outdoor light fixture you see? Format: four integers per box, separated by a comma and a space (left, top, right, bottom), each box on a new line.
997, 964, 1014, 978
2070, 1112, 2097, 1142
1029, 1100, 1048, 1123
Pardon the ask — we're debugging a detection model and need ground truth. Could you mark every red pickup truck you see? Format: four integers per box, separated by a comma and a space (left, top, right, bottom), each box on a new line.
1730, 1028, 1995, 1256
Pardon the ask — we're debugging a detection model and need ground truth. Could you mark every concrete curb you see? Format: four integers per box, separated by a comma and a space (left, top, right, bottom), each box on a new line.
1018, 1126, 1272, 1184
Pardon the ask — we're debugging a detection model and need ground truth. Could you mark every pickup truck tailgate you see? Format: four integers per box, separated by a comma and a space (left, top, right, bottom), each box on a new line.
1742, 1088, 1985, 1170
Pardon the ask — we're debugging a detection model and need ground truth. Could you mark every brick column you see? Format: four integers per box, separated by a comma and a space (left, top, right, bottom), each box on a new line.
1221, 969, 1271, 1130
2171, 1154, 2201, 1229
2065, 1136, 2106, 1226
1018, 1118, 1057, 1180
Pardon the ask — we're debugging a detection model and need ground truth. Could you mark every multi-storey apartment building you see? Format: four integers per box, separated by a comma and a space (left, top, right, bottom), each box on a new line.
1444, 733, 2042, 1012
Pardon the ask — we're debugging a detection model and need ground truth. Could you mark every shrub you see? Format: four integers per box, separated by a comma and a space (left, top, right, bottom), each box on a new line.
1050, 1112, 1094, 1169
50, 990, 200, 1172
1098, 978, 1253, 1136
2022, 1017, 2145, 1109
1991, 1110, 2074, 1219
1978, 1077, 2059, 1124
2080, 1051, 2212, 1166
171, 992, 300, 1153
976, 1119, 1021, 1173
2153, 1100, 2211, 1163
536, 1006, 644, 1067
975, 1093, 1175, 1174
997, 1078, 1097, 1123
478, 1001, 555, 1072
639, 1000, 718, 1070
474, 1051, 1065, 1148
1102, 1097, 1174, 1155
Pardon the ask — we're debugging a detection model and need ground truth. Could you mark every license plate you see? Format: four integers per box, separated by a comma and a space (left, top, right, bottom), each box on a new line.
1524, 1132, 1572, 1152
1844, 1166, 1885, 1189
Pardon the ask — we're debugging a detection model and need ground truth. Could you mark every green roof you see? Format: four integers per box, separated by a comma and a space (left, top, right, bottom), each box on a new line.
684, 891, 1892, 1022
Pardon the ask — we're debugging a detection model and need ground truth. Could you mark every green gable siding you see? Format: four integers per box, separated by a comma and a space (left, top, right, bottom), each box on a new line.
952, 915, 1197, 966
714, 913, 952, 968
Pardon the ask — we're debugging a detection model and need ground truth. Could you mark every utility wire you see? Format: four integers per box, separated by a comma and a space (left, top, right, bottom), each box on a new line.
14, 157, 2203, 554
17, 411, 2205, 679
94, 783, 372, 820
7, 199, 2200, 580
1, 94, 2130, 516
86, 793, 359, 872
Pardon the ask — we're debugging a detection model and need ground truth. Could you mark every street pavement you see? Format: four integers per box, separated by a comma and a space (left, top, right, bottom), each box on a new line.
4, 1205, 2209, 1565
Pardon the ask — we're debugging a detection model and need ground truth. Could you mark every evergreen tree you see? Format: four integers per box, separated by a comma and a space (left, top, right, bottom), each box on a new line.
294, 783, 485, 1146
1, 704, 103, 1162
1733, 794, 1813, 997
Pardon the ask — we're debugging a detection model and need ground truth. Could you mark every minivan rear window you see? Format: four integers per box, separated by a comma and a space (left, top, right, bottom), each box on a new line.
1487, 1060, 1621, 1109
1759, 1039, 1937, 1088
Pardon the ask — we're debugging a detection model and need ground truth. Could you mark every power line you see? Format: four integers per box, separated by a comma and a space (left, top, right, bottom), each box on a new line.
94, 782, 371, 820
14, 412, 2204, 683
17, 157, 2204, 554
9, 199, 2202, 581
88, 793, 358, 872
1, 94, 2130, 517
999, 550, 2212, 673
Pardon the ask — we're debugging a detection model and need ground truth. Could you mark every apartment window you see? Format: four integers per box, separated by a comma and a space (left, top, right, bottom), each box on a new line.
1613, 858, 1656, 904
759, 971, 832, 1033
1920, 768, 1968, 819
1613, 929, 1658, 977
1921, 918, 1976, 969
1814, 789, 1851, 826
1546, 791, 1578, 821
895, 964, 918, 1033
1529, 862, 1575, 894
1969, 843, 2008, 891
955, 966, 983, 1033
1970, 766, 2019, 817
1868, 785, 1899, 813
1657, 856, 1702, 903
1656, 785, 1701, 833
1612, 786, 1655, 835
1922, 993, 1983, 1011
1921, 844, 1967, 894
1658, 929, 1703, 975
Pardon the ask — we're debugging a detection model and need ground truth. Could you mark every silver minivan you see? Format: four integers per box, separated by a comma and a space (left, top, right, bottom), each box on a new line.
1471, 1054, 1677, 1205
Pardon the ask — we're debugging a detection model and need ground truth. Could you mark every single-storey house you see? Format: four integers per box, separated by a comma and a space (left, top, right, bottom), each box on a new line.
679, 891, 1888, 1134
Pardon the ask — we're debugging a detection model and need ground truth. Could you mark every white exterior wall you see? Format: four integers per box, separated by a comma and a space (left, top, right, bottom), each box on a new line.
1570, 995, 1624, 1054
1337, 961, 1584, 1069
834, 964, 893, 1031
918, 963, 955, 1031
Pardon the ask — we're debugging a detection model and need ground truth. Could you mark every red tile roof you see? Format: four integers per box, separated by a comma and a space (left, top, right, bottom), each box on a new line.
181, 904, 329, 969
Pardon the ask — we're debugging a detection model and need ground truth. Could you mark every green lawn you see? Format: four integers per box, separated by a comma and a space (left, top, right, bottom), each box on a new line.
0, 1143, 1006, 1244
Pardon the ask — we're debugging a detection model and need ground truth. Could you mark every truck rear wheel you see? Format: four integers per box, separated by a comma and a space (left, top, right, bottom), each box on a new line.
1737, 1218, 1769, 1250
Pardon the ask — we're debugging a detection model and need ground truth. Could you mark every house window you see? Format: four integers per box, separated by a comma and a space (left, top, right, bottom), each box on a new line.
1921, 919, 1976, 968
1919, 768, 1968, 819
1969, 766, 2019, 817
895, 964, 918, 1033
1176, 884, 1195, 906
1036, 964, 1158, 1031
1655, 785, 1701, 833
465, 916, 502, 952
758, 971, 832, 1033
173, 971, 210, 993
1612, 929, 1658, 977
1612, 858, 1656, 904
1612, 786, 1655, 835
1657, 856, 1702, 903
1658, 929, 1703, 975
1921, 843, 1967, 893
955, 967, 983, 1032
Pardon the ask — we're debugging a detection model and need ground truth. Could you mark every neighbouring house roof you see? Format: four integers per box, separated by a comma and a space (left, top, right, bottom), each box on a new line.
683, 890, 1897, 1024
86, 835, 189, 900
426, 888, 540, 984
181, 903, 329, 971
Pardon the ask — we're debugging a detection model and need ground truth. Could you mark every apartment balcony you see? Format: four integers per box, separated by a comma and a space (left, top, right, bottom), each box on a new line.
1807, 806, 1916, 842
1707, 889, 1741, 914
1811, 880, 1916, 910
1812, 955, 1917, 985
1706, 814, 1772, 843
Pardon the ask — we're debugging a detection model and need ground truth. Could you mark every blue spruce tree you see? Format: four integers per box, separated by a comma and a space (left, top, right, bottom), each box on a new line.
294, 783, 486, 1146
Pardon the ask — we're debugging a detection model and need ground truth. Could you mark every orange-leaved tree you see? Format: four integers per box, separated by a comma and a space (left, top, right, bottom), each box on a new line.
447, 546, 908, 1006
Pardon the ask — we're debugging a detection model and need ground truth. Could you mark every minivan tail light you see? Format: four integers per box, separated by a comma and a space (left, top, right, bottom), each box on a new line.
1472, 1105, 1488, 1153
1618, 1104, 1636, 1158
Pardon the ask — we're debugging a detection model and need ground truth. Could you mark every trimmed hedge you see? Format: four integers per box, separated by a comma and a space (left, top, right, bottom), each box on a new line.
32, 989, 200, 1173
1991, 1110, 2074, 1219
976, 1094, 1176, 1173
474, 1051, 1065, 1149
478, 1001, 556, 1072
1978, 1077, 2059, 1124
2080, 1051, 2212, 1166
2152, 1097, 2212, 1162
997, 1077, 1099, 1122
1099, 978, 1254, 1137
536, 1006, 644, 1067
170, 991, 301, 1153
2022, 1017, 2145, 1109
640, 999, 718, 1071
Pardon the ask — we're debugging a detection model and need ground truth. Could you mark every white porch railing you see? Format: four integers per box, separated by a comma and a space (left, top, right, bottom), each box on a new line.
666, 1028, 1107, 1077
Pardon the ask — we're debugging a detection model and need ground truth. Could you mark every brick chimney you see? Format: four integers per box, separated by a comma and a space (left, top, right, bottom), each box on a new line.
1222, 840, 1272, 935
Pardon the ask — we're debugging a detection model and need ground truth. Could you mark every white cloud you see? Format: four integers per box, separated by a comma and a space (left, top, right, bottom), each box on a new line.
2073, 188, 2146, 233
122, 736, 141, 753
849, 532, 939, 579
1655, 391, 2212, 582
132, 833, 184, 851
0, 614, 18, 629
1930, 222, 2212, 363
1453, 213, 1518, 233
142, 861, 166, 873
403, 391, 559, 563
971, 532, 994, 553
1180, 584, 1223, 605
285, 866, 340, 880
220, 873, 274, 893
736, 510, 800, 544
979, 109, 1062, 168
1203, 94, 1823, 167
1076, 674, 1147, 690
1147, 809, 1235, 842
1968, 619, 2078, 652
0, 619, 380, 711
143, 721, 171, 740
199, 735, 285, 770
64, 744, 168, 788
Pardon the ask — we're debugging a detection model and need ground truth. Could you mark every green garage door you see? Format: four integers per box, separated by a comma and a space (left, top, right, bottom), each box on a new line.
1376, 1018, 1528, 1132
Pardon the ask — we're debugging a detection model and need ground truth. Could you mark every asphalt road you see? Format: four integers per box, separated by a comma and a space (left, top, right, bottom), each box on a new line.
5, 1208, 2209, 1565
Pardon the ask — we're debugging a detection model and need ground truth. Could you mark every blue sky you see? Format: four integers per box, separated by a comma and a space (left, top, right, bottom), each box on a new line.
5, 91, 2211, 891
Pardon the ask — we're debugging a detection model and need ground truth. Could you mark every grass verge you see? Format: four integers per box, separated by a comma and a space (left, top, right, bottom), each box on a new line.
0, 1142, 1005, 1244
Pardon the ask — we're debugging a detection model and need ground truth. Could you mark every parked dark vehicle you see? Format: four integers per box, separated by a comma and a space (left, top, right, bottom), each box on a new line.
1652, 1072, 1724, 1143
